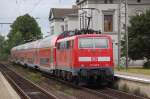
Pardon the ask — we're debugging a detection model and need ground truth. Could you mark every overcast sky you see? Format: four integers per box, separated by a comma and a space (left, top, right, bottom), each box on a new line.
0, 0, 75, 37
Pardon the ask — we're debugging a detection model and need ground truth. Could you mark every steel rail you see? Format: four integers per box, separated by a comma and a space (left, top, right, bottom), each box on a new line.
44, 72, 146, 99
95, 88, 147, 99
4, 63, 148, 99
0, 63, 59, 99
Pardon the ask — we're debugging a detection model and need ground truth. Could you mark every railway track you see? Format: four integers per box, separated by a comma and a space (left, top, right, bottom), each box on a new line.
0, 63, 59, 99
41, 67, 147, 99
1, 63, 148, 99
49, 78, 147, 99
83, 87, 147, 99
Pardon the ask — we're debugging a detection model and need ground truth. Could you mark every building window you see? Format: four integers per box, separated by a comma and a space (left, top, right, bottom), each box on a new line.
80, 11, 87, 29
50, 26, 54, 35
104, 0, 113, 4
65, 24, 68, 31
61, 25, 64, 32
109, 0, 113, 3
84, 12, 87, 28
135, 10, 143, 16
104, 15, 113, 32
137, 0, 141, 3
80, 17, 82, 29
76, 0, 79, 3
104, 0, 108, 4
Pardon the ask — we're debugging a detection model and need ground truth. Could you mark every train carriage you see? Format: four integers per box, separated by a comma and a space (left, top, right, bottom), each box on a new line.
23, 41, 39, 67
36, 35, 58, 72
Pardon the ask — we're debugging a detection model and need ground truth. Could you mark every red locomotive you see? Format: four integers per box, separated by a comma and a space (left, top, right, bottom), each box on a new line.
11, 30, 114, 85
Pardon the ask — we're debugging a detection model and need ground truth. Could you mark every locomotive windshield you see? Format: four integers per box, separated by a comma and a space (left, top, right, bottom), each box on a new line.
79, 38, 108, 48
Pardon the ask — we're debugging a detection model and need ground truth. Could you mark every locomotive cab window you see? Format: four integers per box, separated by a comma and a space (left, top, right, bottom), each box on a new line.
94, 38, 108, 48
57, 40, 74, 50
79, 38, 109, 48
79, 38, 93, 48
66, 41, 70, 49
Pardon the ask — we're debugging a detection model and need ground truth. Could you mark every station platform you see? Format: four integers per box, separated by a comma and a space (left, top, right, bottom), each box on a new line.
0, 72, 20, 99
115, 71, 150, 84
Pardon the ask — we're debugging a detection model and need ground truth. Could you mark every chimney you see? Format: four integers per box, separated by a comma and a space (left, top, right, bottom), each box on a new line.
72, 5, 78, 9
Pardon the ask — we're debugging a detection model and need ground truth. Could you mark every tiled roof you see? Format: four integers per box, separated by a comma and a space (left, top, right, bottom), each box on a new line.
49, 8, 78, 20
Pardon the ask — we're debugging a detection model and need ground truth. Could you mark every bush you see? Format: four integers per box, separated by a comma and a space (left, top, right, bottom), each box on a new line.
0, 53, 9, 61
143, 61, 150, 69
121, 83, 130, 93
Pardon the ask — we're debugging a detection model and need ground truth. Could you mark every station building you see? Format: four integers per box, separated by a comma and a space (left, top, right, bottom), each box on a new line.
49, 0, 150, 66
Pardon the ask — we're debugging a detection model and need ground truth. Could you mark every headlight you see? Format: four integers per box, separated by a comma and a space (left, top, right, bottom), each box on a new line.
98, 57, 110, 61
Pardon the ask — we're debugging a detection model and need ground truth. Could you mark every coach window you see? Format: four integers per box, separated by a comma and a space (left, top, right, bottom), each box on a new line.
40, 58, 49, 65
28, 58, 34, 63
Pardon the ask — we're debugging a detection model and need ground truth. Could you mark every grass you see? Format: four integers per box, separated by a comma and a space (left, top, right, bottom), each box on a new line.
52, 83, 74, 95
11, 63, 75, 95
25, 72, 45, 83
120, 83, 130, 93
119, 83, 148, 98
0, 53, 9, 61
9, 63, 45, 84
115, 67, 150, 76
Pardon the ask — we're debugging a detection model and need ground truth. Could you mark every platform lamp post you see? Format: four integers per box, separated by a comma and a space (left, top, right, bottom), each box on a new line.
118, 0, 121, 70
118, 0, 128, 70
125, 0, 129, 70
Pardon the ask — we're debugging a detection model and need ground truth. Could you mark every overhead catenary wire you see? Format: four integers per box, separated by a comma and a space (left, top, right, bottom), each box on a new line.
26, 0, 42, 14
15, 0, 42, 15
16, 0, 21, 16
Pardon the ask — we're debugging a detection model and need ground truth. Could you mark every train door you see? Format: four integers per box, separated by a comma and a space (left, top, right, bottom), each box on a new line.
69, 40, 74, 67
50, 47, 55, 69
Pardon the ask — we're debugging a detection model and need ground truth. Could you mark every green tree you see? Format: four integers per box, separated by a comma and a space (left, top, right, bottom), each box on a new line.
0, 35, 8, 61
125, 10, 150, 68
8, 14, 42, 42
6, 14, 42, 54
0, 35, 5, 49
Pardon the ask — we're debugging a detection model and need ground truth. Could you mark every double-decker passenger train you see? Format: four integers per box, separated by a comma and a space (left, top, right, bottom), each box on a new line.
11, 30, 114, 85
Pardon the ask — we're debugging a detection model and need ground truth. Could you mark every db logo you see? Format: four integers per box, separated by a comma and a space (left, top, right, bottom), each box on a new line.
91, 57, 98, 61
